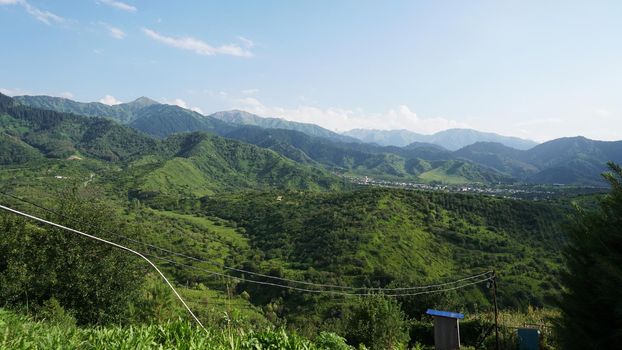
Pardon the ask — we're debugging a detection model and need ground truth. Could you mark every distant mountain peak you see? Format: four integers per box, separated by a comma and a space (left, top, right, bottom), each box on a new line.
127, 96, 158, 107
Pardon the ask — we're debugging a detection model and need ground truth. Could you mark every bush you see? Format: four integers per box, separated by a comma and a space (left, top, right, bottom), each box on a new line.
345, 295, 410, 349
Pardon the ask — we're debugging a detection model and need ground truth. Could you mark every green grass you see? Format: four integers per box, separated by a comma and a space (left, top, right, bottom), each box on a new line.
0, 308, 353, 350
418, 167, 470, 184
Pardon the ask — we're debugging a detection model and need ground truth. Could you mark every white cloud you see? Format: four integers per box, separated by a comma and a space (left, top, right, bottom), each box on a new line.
99, 95, 122, 105
595, 109, 611, 118
231, 97, 465, 134
0, 0, 64, 24
59, 91, 74, 99
142, 28, 253, 57
0, 87, 27, 96
162, 98, 188, 109
162, 97, 204, 114
107, 26, 126, 40
23, 2, 63, 24
241, 88, 259, 95
100, 22, 126, 39
237, 36, 255, 48
99, 0, 136, 12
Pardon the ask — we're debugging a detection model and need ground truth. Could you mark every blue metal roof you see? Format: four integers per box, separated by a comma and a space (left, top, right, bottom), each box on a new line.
426, 309, 464, 319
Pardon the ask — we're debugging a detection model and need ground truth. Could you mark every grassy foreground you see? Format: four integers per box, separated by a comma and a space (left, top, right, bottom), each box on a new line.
0, 309, 352, 350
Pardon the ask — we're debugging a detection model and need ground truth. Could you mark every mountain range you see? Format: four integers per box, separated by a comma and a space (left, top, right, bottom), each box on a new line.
343, 128, 539, 150
0, 93, 343, 202
7, 93, 621, 186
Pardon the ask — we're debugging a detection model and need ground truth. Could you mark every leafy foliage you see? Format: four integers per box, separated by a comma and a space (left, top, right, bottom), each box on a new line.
0, 189, 146, 325
345, 295, 410, 349
556, 162, 622, 349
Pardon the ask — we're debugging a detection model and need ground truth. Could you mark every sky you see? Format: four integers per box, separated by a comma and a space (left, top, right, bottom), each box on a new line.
1, 0, 621, 142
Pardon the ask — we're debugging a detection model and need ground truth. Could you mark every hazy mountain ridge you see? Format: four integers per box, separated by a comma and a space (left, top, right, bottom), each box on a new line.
345, 128, 538, 150
13, 95, 158, 124
209, 109, 358, 143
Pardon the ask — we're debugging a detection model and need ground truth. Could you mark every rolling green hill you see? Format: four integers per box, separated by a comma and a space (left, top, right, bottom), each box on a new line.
200, 187, 568, 319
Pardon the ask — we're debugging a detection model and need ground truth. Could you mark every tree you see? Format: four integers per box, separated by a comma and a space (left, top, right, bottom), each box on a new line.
345, 294, 410, 349
557, 162, 622, 349
0, 188, 147, 325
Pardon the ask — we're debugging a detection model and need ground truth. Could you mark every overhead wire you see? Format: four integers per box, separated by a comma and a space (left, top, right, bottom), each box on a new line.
146, 253, 493, 297
0, 203, 208, 333
0, 190, 493, 293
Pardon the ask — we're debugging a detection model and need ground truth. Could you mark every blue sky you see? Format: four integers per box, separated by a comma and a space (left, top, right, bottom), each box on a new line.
1, 0, 621, 142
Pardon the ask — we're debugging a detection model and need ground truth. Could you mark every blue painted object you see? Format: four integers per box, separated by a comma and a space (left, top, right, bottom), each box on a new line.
517, 328, 540, 350
426, 309, 465, 319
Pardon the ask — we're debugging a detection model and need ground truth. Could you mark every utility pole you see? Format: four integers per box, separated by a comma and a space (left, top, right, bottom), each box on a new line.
492, 270, 500, 350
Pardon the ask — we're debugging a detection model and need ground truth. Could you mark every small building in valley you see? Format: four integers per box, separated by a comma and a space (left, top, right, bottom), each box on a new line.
426, 309, 464, 350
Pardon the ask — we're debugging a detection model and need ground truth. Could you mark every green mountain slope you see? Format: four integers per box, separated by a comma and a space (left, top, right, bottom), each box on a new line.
456, 138, 622, 186
129, 132, 342, 199
129, 104, 234, 138
455, 142, 539, 179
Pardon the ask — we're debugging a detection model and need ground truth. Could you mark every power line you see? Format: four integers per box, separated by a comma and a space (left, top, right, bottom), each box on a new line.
0, 203, 208, 333
147, 253, 493, 297
0, 191, 492, 292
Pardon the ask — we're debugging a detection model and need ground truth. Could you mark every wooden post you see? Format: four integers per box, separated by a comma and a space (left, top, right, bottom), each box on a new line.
492, 270, 500, 350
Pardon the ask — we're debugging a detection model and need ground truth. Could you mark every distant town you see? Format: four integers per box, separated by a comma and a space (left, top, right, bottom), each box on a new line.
344, 175, 607, 201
